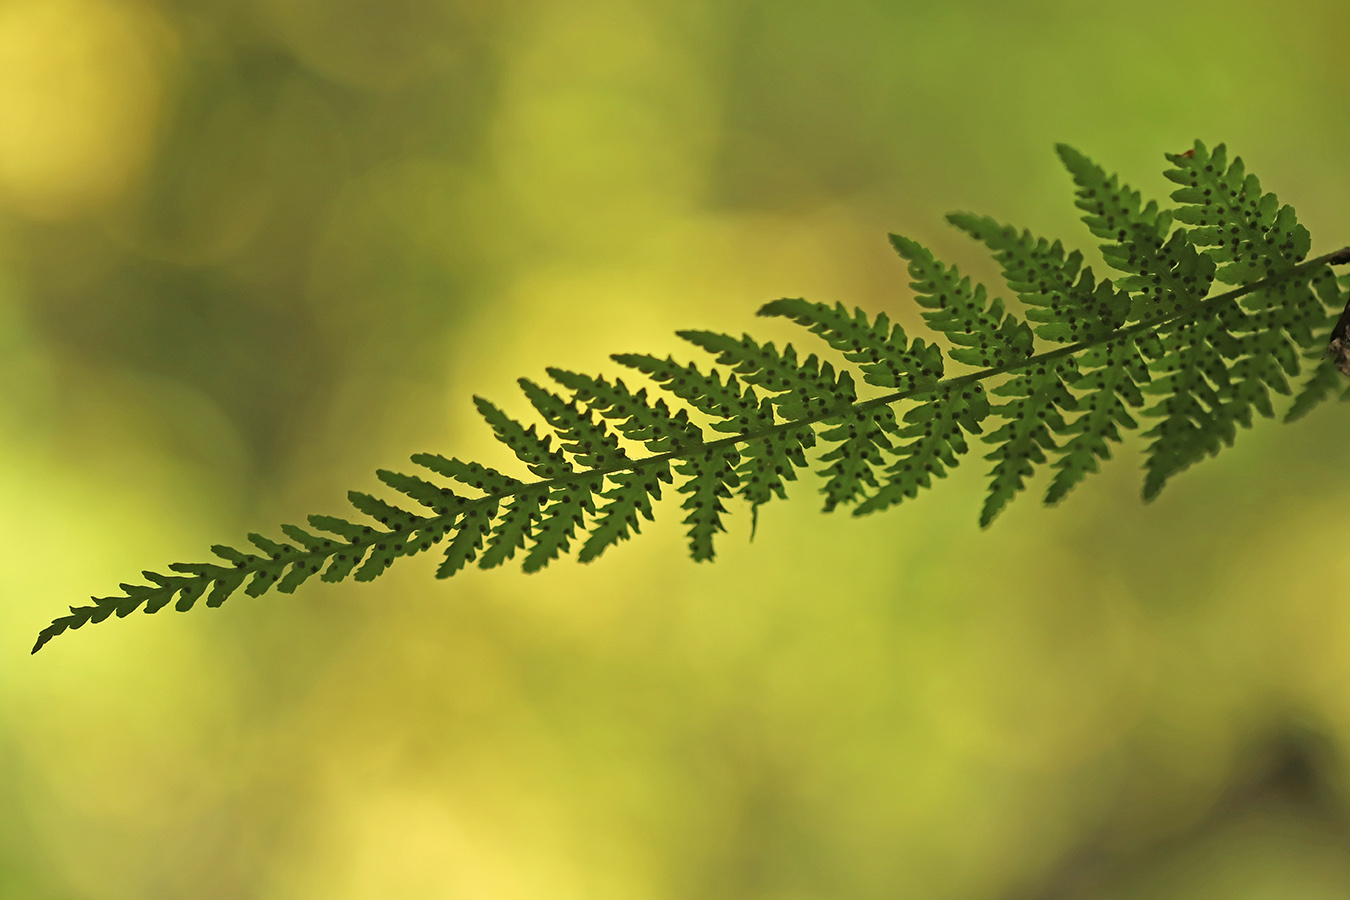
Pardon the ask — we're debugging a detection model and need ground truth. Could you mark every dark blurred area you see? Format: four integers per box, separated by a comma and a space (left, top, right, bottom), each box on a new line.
13, 0, 503, 488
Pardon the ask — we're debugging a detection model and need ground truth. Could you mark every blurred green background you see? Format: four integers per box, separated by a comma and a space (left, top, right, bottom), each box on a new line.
3, 0, 1350, 897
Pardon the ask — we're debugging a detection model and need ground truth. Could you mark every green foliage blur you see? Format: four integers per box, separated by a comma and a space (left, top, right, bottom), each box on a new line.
3, 0, 1350, 896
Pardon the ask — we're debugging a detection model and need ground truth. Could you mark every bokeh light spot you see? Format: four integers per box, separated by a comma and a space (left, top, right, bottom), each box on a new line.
0, 0, 174, 219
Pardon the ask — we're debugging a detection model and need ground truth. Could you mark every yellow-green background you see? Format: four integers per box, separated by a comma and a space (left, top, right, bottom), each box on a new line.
3, 0, 1349, 897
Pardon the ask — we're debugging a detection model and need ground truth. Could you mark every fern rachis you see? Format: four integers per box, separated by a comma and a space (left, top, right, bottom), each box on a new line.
33, 140, 1350, 652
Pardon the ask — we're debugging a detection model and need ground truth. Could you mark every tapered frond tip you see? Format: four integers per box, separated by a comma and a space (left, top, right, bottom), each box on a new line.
1054, 142, 1088, 170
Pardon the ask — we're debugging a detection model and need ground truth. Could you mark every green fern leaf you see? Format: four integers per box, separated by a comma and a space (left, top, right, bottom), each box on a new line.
612, 352, 807, 511
1165, 141, 1309, 285
816, 406, 898, 512
519, 379, 629, 469
578, 465, 671, 564
1045, 338, 1151, 504
854, 384, 990, 515
440, 502, 496, 577
32, 139, 1350, 653
756, 298, 944, 390
948, 213, 1130, 342
545, 369, 703, 452
478, 489, 543, 569
677, 447, 740, 561
980, 358, 1079, 526
411, 453, 522, 494
890, 234, 1035, 368
611, 354, 766, 434
677, 329, 854, 421
1286, 355, 1344, 422
475, 396, 573, 479
1058, 142, 1217, 321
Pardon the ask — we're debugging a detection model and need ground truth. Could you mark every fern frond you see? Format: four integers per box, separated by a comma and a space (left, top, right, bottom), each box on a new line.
980, 357, 1079, 526
545, 368, 703, 452
852, 383, 989, 515
948, 213, 1130, 342
756, 298, 944, 390
34, 141, 1350, 653
1045, 338, 1151, 504
890, 234, 1036, 367
578, 465, 671, 564
1057, 143, 1217, 321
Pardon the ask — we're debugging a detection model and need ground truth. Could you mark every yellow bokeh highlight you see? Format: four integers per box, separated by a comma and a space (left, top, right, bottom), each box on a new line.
0, 0, 175, 220
489, 2, 719, 250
